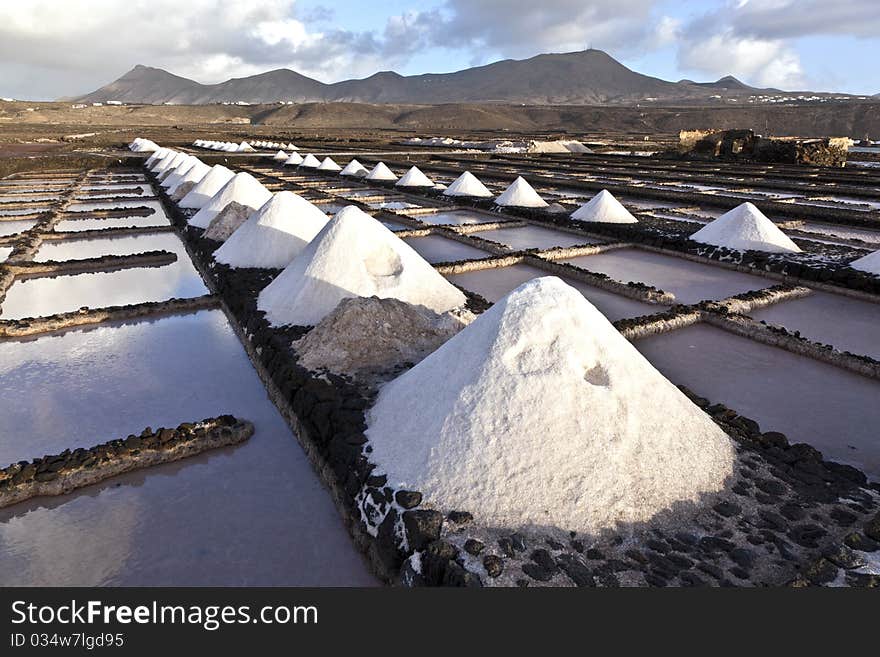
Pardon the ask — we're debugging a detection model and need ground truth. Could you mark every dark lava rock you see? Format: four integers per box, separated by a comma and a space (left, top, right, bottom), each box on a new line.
864, 513, 880, 542
394, 490, 422, 509
713, 501, 742, 518
755, 478, 786, 497
402, 510, 443, 550
674, 532, 699, 547
729, 566, 751, 580
823, 545, 864, 570
463, 539, 485, 556
482, 555, 503, 578
829, 508, 857, 527
779, 503, 806, 521
556, 554, 594, 587
804, 558, 838, 585
667, 553, 695, 569
442, 561, 482, 588
447, 511, 473, 525
516, 579, 530, 588
789, 523, 826, 549
498, 534, 527, 557
625, 549, 648, 564
545, 538, 564, 551
844, 532, 880, 553
679, 571, 708, 587
644, 572, 667, 587
730, 547, 756, 569
699, 536, 735, 553
585, 547, 604, 560
522, 563, 555, 582
697, 562, 724, 580
646, 538, 670, 553
530, 549, 558, 572
845, 572, 879, 588
510, 533, 528, 552
570, 540, 585, 553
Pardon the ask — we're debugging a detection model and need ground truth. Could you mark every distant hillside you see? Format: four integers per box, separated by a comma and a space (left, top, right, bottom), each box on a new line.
73, 49, 794, 106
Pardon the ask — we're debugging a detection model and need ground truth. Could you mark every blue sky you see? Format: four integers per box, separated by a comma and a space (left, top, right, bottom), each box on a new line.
0, 0, 877, 99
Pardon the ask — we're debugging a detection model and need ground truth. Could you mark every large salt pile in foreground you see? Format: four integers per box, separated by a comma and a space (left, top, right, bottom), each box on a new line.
258, 205, 466, 326
571, 189, 637, 224
690, 202, 801, 253
366, 162, 398, 182
396, 166, 435, 188
214, 191, 329, 269
340, 159, 369, 177
179, 165, 235, 209
443, 171, 493, 198
189, 172, 272, 229
850, 249, 880, 275
495, 177, 548, 208
366, 276, 735, 533
299, 154, 321, 168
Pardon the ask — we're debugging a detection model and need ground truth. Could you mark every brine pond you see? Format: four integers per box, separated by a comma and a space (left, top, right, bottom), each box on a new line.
0, 310, 376, 585
474, 224, 600, 251
402, 235, 488, 263
1, 234, 207, 319
446, 263, 660, 321
564, 249, 771, 304
636, 324, 880, 479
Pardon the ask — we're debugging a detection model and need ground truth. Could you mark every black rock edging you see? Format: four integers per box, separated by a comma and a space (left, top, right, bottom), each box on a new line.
0, 415, 252, 508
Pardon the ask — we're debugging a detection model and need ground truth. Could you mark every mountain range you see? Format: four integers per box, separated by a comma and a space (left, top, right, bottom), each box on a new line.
71, 49, 848, 106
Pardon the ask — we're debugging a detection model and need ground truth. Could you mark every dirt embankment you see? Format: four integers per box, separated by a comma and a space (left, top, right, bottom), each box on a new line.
2, 99, 879, 138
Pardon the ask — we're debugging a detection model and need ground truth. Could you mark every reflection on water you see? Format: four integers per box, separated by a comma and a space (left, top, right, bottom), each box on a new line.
476, 225, 598, 250
446, 263, 658, 321
0, 219, 39, 236
749, 291, 880, 360
564, 249, 770, 304
1, 234, 207, 319
636, 324, 880, 479
0, 310, 376, 585
419, 210, 498, 226
36, 233, 180, 262
402, 235, 488, 263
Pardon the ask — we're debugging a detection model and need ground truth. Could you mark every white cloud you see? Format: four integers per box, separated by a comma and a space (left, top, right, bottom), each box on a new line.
678, 30, 805, 88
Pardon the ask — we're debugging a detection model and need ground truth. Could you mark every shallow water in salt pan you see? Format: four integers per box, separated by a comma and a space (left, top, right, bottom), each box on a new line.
35, 233, 180, 262
402, 235, 488, 263
564, 249, 771, 304
446, 263, 659, 321
0, 247, 11, 262
0, 310, 375, 585
418, 210, 499, 226
0, 208, 49, 217
475, 225, 599, 250
635, 324, 880, 479
749, 291, 880, 360
1, 235, 206, 319
55, 213, 170, 232
0, 219, 38, 236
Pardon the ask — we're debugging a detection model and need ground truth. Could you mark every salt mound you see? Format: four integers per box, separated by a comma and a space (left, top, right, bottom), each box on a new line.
571, 189, 637, 224
161, 156, 199, 188
286, 143, 298, 150
366, 162, 398, 182
146, 148, 170, 166
150, 151, 180, 173
340, 159, 368, 177
366, 276, 735, 533
495, 176, 548, 208
396, 166, 434, 188
850, 249, 880, 275
257, 205, 466, 326
214, 191, 329, 269
203, 202, 260, 242
317, 156, 342, 171
179, 165, 235, 209
299, 154, 321, 168
272, 150, 289, 161
294, 296, 469, 379
156, 152, 190, 179
284, 152, 304, 166
690, 202, 802, 253
238, 141, 256, 152
189, 172, 272, 229
168, 161, 211, 197
443, 171, 493, 198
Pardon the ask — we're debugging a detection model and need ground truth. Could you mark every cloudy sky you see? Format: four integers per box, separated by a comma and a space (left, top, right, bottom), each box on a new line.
1, 0, 877, 100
